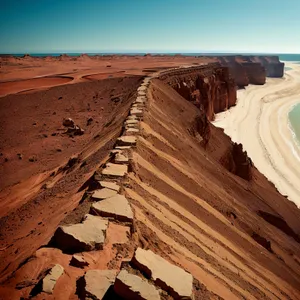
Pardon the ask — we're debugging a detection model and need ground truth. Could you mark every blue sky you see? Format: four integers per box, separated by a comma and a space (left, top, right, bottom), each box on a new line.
0, 0, 299, 54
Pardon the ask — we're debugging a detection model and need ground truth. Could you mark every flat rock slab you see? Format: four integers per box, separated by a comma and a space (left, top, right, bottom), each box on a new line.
138, 91, 146, 97
132, 248, 194, 299
135, 96, 146, 103
117, 136, 137, 146
42, 264, 64, 294
127, 115, 138, 120
125, 119, 139, 125
115, 153, 129, 164
91, 194, 133, 222
102, 163, 128, 177
54, 214, 108, 252
83, 270, 117, 300
93, 188, 118, 200
99, 181, 120, 192
114, 269, 160, 300
130, 108, 143, 117
126, 128, 139, 133
115, 145, 132, 150
138, 86, 147, 92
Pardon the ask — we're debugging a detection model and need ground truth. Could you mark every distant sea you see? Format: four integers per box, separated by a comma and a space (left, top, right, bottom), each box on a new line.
4, 52, 300, 62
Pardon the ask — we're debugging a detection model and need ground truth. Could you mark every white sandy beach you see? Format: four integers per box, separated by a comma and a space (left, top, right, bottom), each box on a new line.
213, 62, 300, 207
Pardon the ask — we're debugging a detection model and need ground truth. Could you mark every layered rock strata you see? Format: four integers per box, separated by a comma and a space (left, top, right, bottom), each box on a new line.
158, 64, 236, 120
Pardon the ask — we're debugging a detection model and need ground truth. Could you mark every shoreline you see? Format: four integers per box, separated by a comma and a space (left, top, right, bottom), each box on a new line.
213, 62, 300, 207
288, 102, 300, 150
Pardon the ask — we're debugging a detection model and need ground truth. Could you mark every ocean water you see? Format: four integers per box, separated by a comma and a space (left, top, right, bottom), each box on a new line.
289, 103, 300, 147
4, 52, 300, 62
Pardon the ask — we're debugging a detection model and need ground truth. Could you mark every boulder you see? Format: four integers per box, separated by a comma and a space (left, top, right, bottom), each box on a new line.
42, 264, 64, 294
83, 270, 117, 299
102, 163, 128, 177
54, 214, 108, 252
114, 269, 160, 300
91, 194, 133, 222
132, 248, 194, 299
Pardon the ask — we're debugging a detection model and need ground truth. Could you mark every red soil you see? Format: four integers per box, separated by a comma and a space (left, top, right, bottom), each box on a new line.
0, 76, 142, 283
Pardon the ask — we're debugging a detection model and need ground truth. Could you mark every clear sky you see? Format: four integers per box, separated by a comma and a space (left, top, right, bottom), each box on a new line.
0, 0, 299, 54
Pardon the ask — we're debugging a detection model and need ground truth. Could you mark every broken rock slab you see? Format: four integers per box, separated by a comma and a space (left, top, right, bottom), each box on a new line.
92, 188, 118, 200
99, 181, 120, 192
54, 214, 108, 252
115, 153, 129, 164
42, 264, 64, 294
102, 163, 128, 177
125, 119, 139, 125
116, 136, 137, 146
83, 270, 117, 299
91, 194, 133, 223
132, 248, 194, 299
130, 108, 143, 117
70, 254, 89, 268
114, 269, 160, 300
126, 128, 139, 134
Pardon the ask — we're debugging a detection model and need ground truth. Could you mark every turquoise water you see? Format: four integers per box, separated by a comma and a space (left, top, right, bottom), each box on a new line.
289, 103, 300, 147
3, 52, 300, 61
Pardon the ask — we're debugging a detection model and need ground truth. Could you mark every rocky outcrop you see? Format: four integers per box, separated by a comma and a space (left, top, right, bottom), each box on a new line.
220, 143, 253, 181
159, 64, 236, 121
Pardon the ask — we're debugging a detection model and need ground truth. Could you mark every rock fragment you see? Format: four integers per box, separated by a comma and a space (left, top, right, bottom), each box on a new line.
102, 163, 128, 177
63, 118, 75, 127
92, 188, 118, 200
83, 270, 117, 299
116, 136, 137, 146
42, 264, 64, 294
115, 152, 129, 164
70, 254, 89, 268
114, 269, 160, 300
91, 194, 133, 222
54, 214, 108, 252
130, 108, 143, 117
132, 248, 194, 299
99, 181, 120, 192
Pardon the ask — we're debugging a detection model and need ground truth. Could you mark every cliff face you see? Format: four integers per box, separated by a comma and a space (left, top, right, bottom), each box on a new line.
217, 55, 284, 87
158, 64, 236, 121
240, 62, 266, 85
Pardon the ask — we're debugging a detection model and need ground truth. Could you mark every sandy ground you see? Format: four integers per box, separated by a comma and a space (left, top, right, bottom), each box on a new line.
213, 62, 300, 207
0, 55, 214, 97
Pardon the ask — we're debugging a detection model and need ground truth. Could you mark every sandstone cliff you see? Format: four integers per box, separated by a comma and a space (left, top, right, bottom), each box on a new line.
158, 64, 236, 121
217, 55, 284, 87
